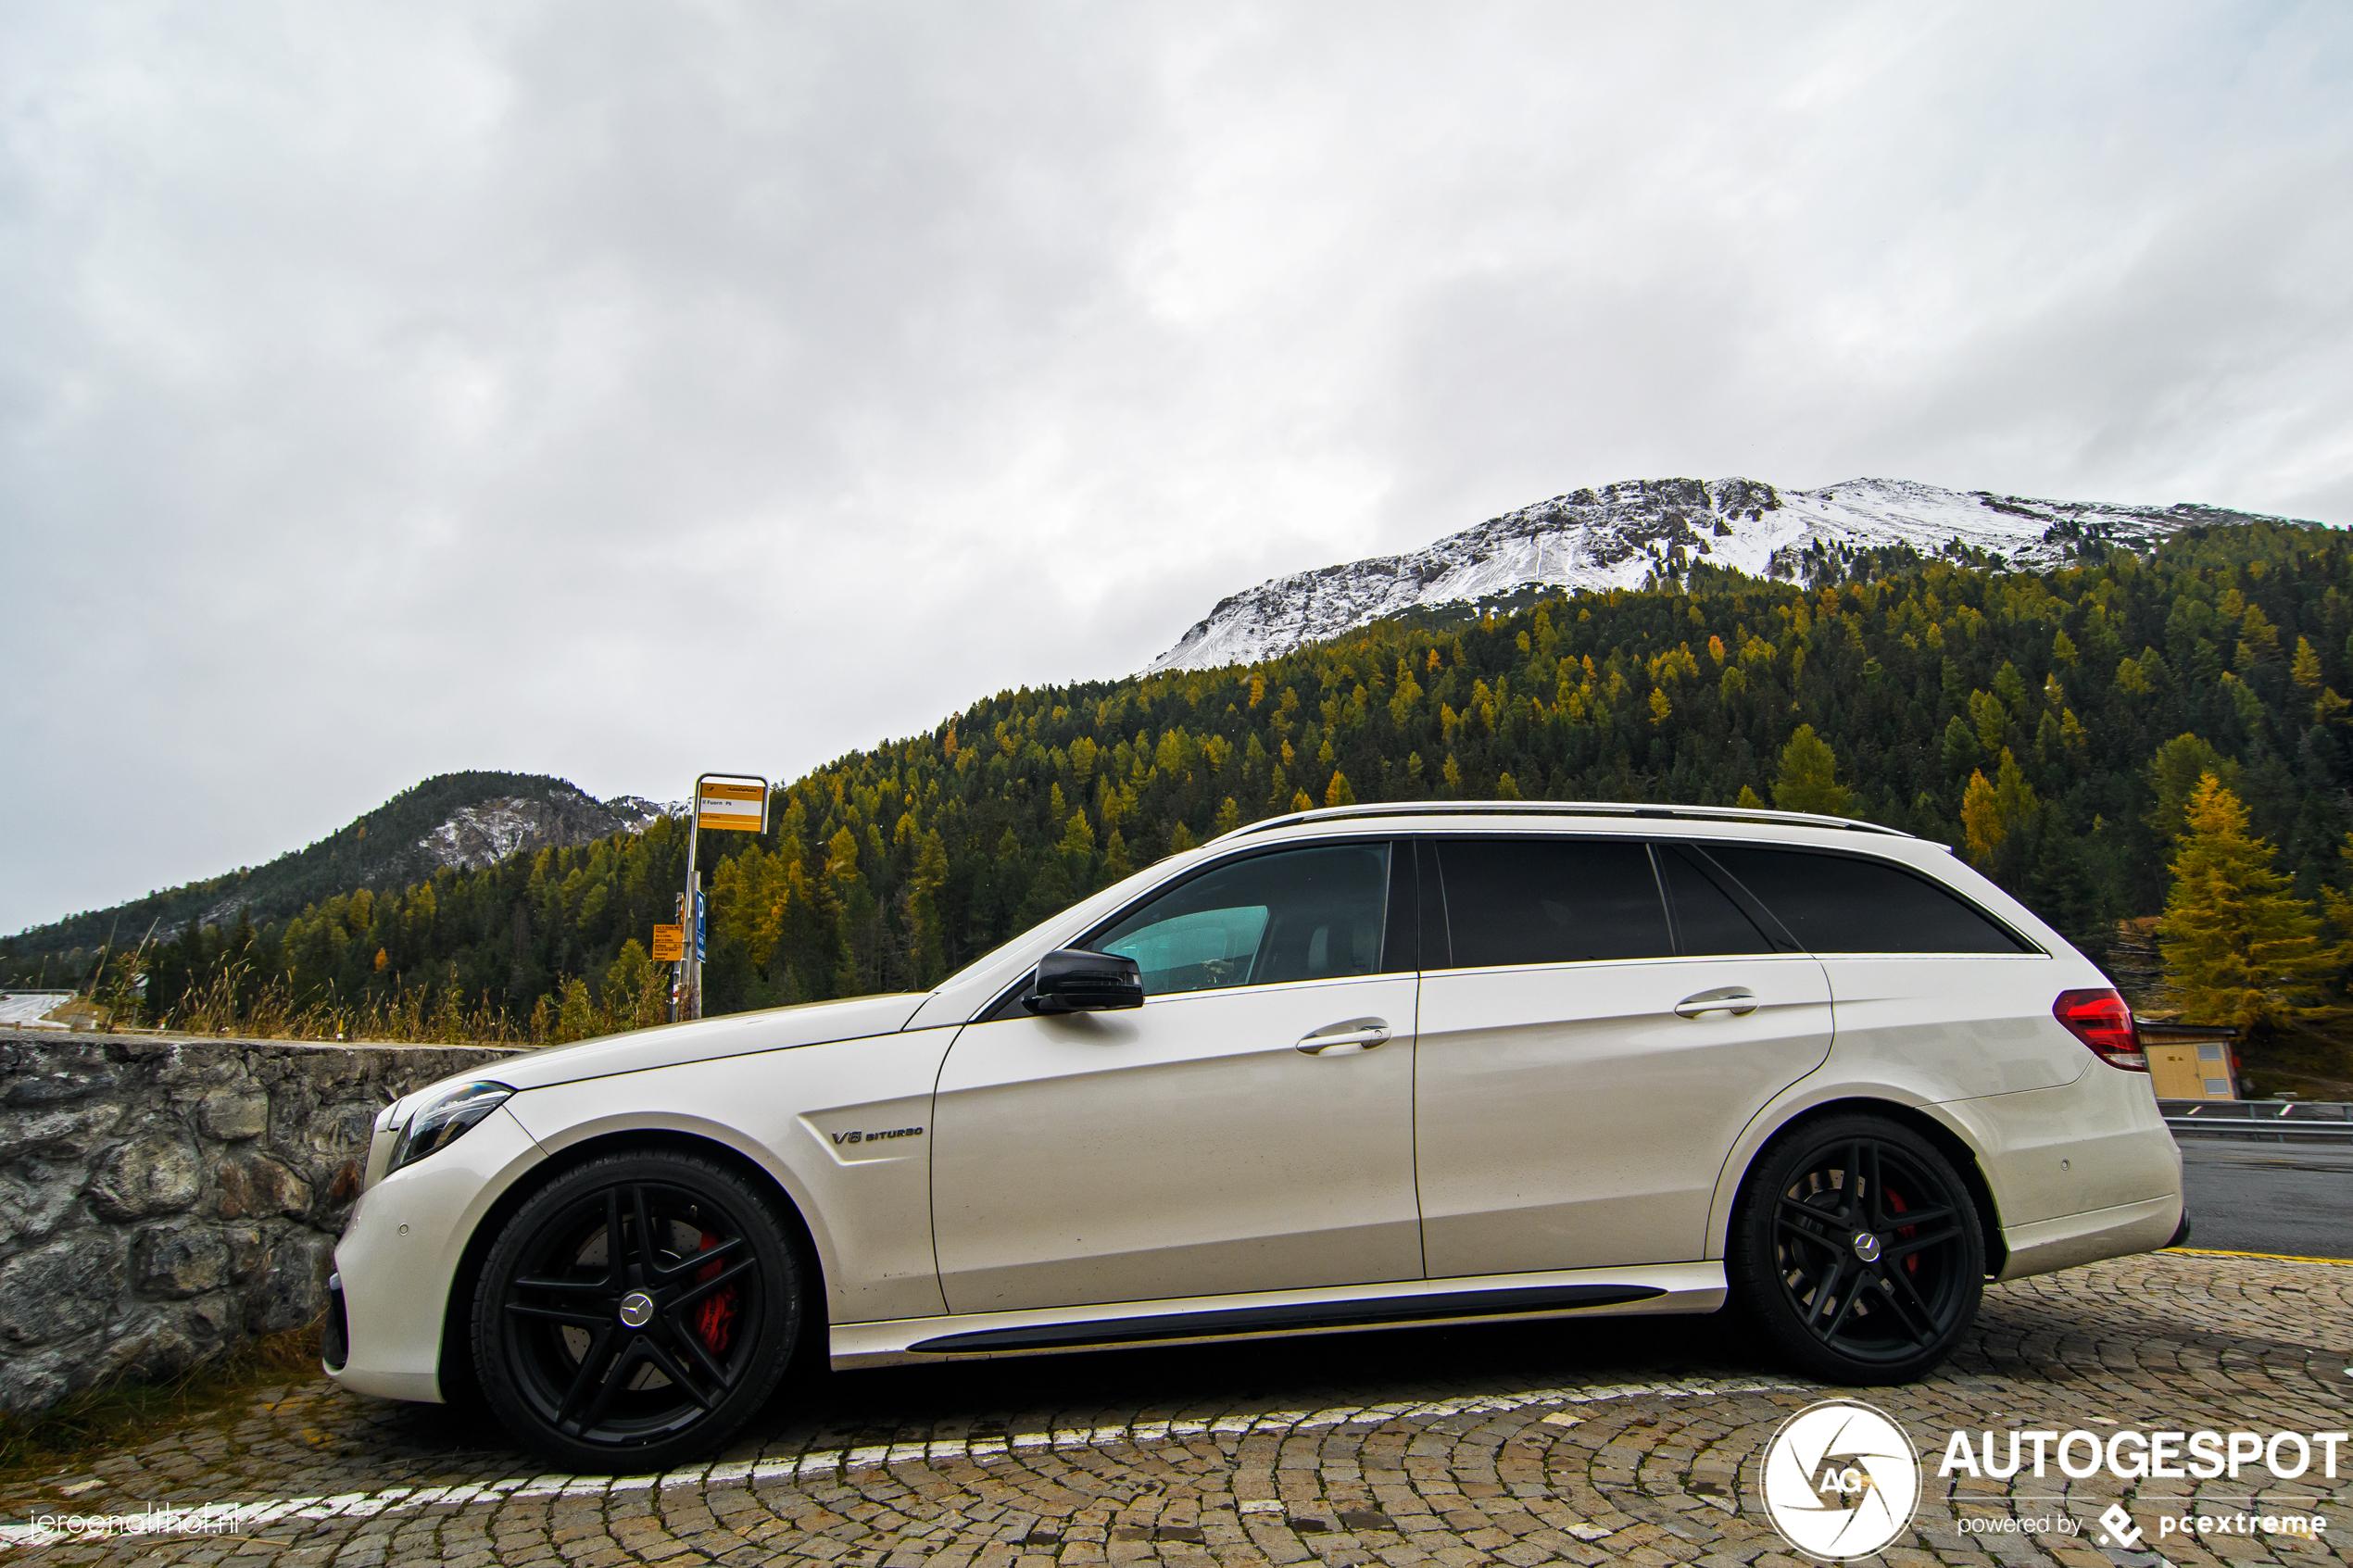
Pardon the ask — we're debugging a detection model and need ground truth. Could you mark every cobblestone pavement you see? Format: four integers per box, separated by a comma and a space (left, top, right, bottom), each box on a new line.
6, 1252, 2350, 1566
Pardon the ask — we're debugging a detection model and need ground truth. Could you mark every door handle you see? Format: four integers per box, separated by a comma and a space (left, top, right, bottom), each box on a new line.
1674, 987, 1758, 1019
1296, 1018, 1392, 1054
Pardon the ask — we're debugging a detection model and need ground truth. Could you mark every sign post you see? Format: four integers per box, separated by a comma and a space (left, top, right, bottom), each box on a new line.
673, 771, 770, 1022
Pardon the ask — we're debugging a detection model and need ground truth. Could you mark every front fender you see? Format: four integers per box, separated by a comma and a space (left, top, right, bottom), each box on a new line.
500, 1027, 958, 1325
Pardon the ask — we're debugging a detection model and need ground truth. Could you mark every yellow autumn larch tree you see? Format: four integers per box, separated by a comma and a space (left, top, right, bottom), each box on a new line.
2158, 773, 2329, 1028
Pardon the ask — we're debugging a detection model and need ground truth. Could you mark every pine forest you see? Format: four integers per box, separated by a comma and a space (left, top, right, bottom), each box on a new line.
19, 520, 2353, 1094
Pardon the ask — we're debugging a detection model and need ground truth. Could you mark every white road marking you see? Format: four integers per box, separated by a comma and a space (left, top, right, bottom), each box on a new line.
0, 1374, 1806, 1547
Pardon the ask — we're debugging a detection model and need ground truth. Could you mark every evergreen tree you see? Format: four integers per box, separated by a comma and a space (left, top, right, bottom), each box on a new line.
2023, 806, 2107, 963
1771, 725, 1850, 815
1983, 748, 2041, 883
2293, 636, 2324, 694
1018, 854, 1070, 929
909, 829, 951, 985
2158, 774, 2329, 1027
1941, 715, 1979, 776
1059, 810, 1097, 891
1960, 770, 2003, 865
2147, 734, 2239, 844
554, 977, 594, 1044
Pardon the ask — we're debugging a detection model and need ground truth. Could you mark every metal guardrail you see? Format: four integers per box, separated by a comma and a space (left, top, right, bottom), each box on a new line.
2161, 1098, 2353, 1145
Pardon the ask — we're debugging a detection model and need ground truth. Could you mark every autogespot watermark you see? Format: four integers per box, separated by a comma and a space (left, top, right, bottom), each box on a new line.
1755, 1407, 2346, 1561
1938, 1425, 2344, 1552
1937, 1426, 2350, 1483
1759, 1399, 1922, 1562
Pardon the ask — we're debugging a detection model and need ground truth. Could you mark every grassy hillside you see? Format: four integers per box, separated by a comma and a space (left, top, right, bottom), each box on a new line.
19, 521, 2353, 1085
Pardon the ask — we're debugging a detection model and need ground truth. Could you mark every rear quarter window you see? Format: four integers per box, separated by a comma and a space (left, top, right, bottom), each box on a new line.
1705, 847, 2034, 955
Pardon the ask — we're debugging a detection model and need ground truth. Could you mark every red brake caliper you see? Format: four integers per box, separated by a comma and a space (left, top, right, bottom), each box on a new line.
1888, 1190, 1916, 1276
694, 1232, 738, 1352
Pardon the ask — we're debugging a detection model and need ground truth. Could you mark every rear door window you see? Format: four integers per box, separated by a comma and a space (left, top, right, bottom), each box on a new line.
1655, 846, 1778, 955
1437, 838, 1672, 967
1704, 847, 2032, 955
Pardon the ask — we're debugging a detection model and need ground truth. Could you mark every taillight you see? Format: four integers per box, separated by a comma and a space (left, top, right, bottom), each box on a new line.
2053, 988, 2145, 1071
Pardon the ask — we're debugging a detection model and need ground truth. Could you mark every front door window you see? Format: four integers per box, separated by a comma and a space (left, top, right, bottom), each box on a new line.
1094, 842, 1390, 994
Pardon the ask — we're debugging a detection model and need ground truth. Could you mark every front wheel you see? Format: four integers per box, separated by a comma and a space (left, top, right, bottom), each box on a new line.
1728, 1114, 1983, 1385
472, 1150, 802, 1472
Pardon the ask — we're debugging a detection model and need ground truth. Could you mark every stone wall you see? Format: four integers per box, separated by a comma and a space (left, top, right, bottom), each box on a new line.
0, 1035, 518, 1415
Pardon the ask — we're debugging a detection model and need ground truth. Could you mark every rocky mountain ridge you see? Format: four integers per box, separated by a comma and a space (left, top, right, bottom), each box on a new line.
417, 790, 667, 874
1147, 475, 2311, 671
5, 774, 671, 958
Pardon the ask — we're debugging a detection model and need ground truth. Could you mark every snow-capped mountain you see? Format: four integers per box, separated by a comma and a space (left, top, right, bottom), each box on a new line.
1147, 476, 2309, 673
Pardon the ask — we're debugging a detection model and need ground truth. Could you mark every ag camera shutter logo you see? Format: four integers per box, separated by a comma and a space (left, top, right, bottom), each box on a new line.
1759, 1399, 1921, 1561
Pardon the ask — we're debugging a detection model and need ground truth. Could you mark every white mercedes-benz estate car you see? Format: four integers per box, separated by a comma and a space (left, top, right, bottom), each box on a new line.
326, 802, 2184, 1471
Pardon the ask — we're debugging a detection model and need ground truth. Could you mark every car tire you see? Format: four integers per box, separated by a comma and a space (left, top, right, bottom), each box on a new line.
1728, 1113, 1983, 1385
472, 1150, 802, 1472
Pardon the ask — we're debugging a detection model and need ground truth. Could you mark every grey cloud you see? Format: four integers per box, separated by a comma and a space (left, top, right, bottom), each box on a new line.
3, 1, 2349, 932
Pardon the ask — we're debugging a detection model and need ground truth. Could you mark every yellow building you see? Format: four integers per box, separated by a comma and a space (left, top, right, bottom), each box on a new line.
2137, 1020, 2239, 1101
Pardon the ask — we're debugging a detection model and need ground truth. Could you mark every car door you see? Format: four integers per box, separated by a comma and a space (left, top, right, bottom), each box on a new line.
1414, 834, 1834, 1277
1699, 845, 2066, 1098
930, 838, 1423, 1314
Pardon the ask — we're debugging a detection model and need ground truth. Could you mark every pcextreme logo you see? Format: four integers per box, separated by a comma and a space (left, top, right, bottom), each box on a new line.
1758, 1399, 1922, 1562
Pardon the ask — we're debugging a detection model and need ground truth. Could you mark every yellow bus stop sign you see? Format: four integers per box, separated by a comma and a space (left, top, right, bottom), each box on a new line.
697, 781, 767, 833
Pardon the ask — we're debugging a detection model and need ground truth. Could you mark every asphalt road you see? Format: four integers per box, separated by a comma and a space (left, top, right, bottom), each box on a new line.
2176, 1135, 2353, 1258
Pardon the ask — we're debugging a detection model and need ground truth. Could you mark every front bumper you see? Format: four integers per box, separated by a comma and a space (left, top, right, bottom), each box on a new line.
326, 1104, 547, 1403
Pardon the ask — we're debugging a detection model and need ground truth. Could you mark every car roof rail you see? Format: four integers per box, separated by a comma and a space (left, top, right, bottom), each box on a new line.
1206, 798, 1915, 846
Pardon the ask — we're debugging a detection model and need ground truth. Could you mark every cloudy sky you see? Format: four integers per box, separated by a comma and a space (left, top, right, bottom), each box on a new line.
4, 3, 2350, 934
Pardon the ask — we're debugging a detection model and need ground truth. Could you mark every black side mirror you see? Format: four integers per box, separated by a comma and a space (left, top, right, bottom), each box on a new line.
1025, 948, 1144, 1013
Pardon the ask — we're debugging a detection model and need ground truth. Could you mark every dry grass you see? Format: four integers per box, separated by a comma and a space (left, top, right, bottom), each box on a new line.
153, 959, 670, 1048
0, 1323, 325, 1483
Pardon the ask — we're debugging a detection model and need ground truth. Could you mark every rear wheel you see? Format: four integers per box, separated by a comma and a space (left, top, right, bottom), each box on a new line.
472, 1151, 801, 1472
1728, 1114, 1983, 1384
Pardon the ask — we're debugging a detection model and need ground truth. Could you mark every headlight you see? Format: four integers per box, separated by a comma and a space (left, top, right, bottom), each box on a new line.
386, 1081, 514, 1174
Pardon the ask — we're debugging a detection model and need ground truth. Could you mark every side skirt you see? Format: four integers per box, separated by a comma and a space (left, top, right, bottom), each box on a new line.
830, 1261, 1725, 1368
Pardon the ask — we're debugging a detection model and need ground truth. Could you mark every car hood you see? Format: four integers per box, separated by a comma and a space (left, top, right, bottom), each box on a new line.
471, 992, 933, 1096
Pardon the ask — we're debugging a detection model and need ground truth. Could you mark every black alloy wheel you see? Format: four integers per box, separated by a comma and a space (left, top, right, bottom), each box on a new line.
1729, 1114, 1984, 1384
473, 1151, 801, 1472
